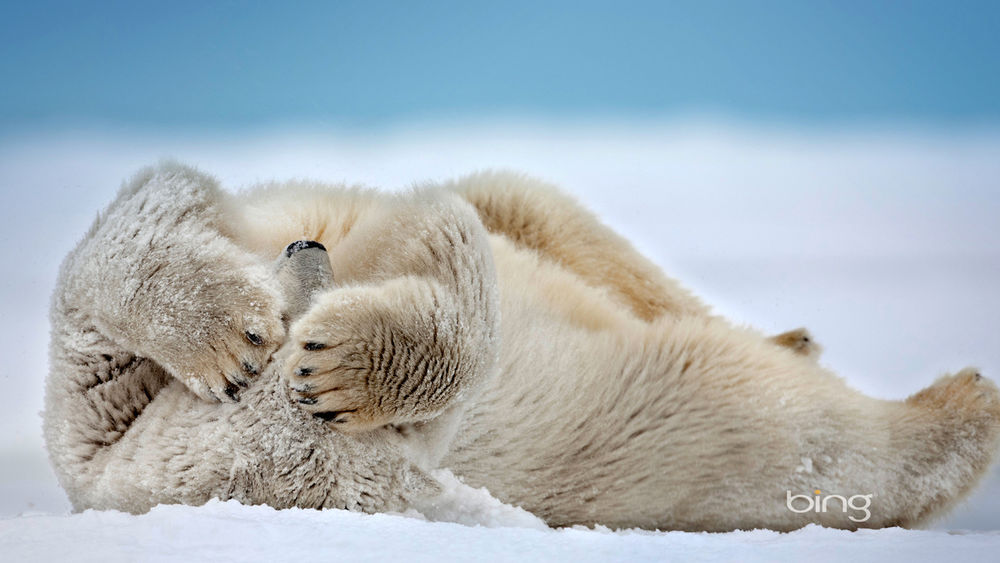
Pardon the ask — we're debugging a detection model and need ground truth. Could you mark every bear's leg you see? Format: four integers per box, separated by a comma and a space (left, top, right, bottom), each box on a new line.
451, 173, 824, 361
283, 188, 501, 435
447, 172, 710, 321
884, 368, 1000, 526
55, 163, 286, 403
44, 316, 172, 510
464, 309, 1000, 531
777, 367, 1000, 530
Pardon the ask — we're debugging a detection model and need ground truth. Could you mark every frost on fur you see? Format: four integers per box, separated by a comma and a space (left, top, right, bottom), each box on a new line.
44, 163, 1000, 531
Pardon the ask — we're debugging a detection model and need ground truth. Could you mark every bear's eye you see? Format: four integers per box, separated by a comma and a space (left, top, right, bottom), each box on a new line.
245, 331, 264, 346
304, 341, 326, 351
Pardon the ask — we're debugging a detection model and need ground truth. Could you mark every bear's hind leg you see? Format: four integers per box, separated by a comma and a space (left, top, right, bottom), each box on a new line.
44, 316, 172, 510
448, 171, 710, 321
887, 368, 1000, 526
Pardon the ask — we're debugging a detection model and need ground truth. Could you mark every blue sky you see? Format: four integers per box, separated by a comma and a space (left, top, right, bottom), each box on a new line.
2, 0, 999, 131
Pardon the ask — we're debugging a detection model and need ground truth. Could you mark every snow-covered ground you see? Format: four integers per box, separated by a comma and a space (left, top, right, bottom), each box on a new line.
5, 500, 1000, 563
2, 121, 999, 559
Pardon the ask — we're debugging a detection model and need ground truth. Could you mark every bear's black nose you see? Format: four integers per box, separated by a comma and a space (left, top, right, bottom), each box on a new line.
285, 240, 327, 257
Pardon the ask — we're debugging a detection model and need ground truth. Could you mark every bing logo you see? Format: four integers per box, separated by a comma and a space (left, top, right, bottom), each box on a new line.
786, 489, 873, 523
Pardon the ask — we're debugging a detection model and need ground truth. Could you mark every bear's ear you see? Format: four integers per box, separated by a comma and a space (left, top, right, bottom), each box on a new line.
769, 327, 822, 359
274, 239, 336, 325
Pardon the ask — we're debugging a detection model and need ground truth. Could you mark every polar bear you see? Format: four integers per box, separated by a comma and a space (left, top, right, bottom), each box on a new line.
44, 162, 1000, 531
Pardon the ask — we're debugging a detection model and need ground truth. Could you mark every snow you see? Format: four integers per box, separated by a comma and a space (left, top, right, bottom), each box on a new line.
796, 457, 814, 474
405, 470, 548, 530
2, 120, 1000, 559
3, 500, 1000, 563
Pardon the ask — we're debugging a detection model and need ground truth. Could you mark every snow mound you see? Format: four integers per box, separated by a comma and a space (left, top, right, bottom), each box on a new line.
403, 469, 549, 529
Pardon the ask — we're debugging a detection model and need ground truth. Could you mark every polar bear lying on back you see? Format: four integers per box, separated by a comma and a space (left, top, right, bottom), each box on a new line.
44, 163, 1000, 531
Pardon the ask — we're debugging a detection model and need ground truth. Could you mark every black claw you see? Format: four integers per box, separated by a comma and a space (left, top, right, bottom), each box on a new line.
297, 397, 318, 405
296, 367, 314, 377
224, 384, 240, 402
285, 240, 327, 257
245, 331, 264, 346
242, 361, 259, 376
314, 410, 352, 422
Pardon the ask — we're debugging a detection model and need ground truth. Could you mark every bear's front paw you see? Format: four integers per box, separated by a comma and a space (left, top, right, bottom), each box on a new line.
282, 337, 387, 432
151, 264, 286, 403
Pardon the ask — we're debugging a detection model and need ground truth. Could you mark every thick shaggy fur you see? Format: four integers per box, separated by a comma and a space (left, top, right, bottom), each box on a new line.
44, 163, 1000, 530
